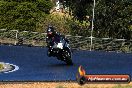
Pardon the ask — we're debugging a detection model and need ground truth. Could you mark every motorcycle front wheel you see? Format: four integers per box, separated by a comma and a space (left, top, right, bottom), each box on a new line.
62, 50, 73, 65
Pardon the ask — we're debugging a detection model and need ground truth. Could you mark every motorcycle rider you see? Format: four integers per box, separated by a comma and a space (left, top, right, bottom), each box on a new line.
46, 25, 69, 56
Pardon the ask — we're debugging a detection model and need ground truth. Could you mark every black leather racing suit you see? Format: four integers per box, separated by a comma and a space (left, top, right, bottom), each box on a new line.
46, 32, 67, 48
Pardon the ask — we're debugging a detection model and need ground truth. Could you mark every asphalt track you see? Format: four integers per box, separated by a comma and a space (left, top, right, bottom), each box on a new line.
0, 45, 132, 81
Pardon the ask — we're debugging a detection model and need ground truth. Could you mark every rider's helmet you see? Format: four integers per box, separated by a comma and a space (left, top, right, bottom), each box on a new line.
47, 25, 55, 38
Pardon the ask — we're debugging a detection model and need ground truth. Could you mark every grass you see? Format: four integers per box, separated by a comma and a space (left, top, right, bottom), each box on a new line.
56, 85, 67, 88
112, 84, 132, 88
55, 84, 132, 88
0, 64, 4, 70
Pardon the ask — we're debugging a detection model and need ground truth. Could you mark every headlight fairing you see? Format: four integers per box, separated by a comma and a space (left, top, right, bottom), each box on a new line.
57, 43, 63, 49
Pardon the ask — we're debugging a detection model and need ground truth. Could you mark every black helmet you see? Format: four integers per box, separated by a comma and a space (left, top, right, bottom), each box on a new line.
47, 25, 55, 37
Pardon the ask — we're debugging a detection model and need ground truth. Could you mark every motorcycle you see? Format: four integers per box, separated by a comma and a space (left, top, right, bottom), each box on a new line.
47, 36, 73, 65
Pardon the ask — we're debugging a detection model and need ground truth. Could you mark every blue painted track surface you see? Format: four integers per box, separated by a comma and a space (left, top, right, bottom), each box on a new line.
0, 45, 132, 81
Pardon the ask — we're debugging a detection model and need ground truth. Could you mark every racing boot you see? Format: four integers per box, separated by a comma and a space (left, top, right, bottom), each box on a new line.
47, 49, 52, 57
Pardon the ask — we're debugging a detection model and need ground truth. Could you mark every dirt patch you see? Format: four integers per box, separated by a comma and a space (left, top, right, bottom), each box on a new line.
0, 82, 132, 88
0, 62, 19, 73
0, 64, 4, 70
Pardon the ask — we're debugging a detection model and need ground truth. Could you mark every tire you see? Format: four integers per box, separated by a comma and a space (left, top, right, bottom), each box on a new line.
62, 50, 73, 65
66, 57, 73, 65
78, 76, 86, 85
